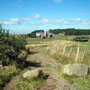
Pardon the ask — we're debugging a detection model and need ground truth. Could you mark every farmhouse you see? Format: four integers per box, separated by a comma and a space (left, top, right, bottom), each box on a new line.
36, 31, 53, 38
36, 32, 44, 37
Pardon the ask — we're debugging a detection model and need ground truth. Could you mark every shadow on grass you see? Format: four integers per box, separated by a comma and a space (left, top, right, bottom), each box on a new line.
25, 61, 41, 68
30, 51, 38, 55
26, 51, 41, 67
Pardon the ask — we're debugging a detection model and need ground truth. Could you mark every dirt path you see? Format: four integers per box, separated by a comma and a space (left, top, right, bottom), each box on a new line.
27, 51, 75, 90
3, 50, 75, 90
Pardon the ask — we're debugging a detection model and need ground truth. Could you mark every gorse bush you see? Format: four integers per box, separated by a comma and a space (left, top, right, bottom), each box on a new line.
0, 25, 27, 68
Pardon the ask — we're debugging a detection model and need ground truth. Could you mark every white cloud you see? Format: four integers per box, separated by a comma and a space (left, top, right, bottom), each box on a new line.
36, 22, 41, 25
1, 17, 31, 25
35, 14, 55, 25
80, 21, 90, 25
35, 17, 90, 26
48, 19, 64, 24
63, 21, 71, 25
22, 17, 30, 21
35, 19, 71, 25
73, 18, 81, 22
35, 19, 48, 25
72, 18, 90, 25
2, 18, 20, 25
55, 20, 71, 25
9, 18, 19, 22
35, 14, 41, 19
55, 19, 64, 23
41, 19, 48, 23
48, 19, 71, 25
54, 0, 62, 3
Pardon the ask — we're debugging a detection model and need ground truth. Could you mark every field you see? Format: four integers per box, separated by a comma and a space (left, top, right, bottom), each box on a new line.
0, 35, 90, 90
27, 36, 90, 66
26, 36, 90, 90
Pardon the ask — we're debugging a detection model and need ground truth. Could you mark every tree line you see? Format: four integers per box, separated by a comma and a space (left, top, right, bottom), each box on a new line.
49, 28, 90, 35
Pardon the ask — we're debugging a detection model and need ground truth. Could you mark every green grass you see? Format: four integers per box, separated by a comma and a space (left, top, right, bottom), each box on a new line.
0, 65, 20, 89
36, 47, 75, 65
45, 64, 51, 68
39, 41, 90, 66
58, 66, 90, 90
60, 73, 90, 90
16, 74, 47, 90
27, 36, 90, 90
27, 38, 56, 44
27, 36, 90, 66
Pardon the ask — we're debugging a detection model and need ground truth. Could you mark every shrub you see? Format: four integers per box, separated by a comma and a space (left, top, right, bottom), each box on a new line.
0, 25, 27, 68
73, 36, 89, 42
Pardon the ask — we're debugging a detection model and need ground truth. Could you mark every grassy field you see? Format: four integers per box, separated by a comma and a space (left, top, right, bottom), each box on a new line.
27, 36, 90, 66
0, 35, 90, 90
27, 36, 90, 90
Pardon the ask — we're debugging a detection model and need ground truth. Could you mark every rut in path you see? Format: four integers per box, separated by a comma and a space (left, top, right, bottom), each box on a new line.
3, 50, 75, 90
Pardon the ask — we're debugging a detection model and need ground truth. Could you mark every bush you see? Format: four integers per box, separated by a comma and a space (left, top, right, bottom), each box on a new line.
0, 25, 27, 68
73, 36, 89, 42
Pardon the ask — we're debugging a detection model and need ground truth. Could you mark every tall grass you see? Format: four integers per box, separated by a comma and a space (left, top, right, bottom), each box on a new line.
16, 74, 47, 90
0, 65, 20, 89
27, 38, 90, 66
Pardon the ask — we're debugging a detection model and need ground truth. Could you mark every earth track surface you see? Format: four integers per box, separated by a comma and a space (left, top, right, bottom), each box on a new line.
3, 50, 75, 90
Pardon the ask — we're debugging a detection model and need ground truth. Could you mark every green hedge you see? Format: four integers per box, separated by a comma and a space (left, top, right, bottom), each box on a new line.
0, 25, 27, 68
73, 36, 89, 42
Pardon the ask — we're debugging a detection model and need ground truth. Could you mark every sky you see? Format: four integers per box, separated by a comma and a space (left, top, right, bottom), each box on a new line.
0, 0, 90, 33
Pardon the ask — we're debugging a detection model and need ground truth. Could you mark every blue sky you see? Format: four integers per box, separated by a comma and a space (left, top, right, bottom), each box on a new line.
0, 0, 90, 33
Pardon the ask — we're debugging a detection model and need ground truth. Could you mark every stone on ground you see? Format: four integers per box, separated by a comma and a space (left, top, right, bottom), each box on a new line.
23, 69, 43, 78
64, 64, 88, 76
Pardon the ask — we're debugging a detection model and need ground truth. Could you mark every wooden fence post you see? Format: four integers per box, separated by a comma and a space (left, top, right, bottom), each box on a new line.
63, 45, 67, 54
75, 47, 79, 62
68, 47, 72, 57
82, 50, 86, 62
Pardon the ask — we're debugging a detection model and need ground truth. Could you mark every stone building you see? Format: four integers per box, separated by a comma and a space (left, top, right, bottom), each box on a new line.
36, 31, 53, 38
36, 32, 44, 37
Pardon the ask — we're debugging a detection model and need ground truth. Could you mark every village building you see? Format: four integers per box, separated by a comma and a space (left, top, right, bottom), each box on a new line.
36, 32, 44, 37
36, 31, 53, 38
